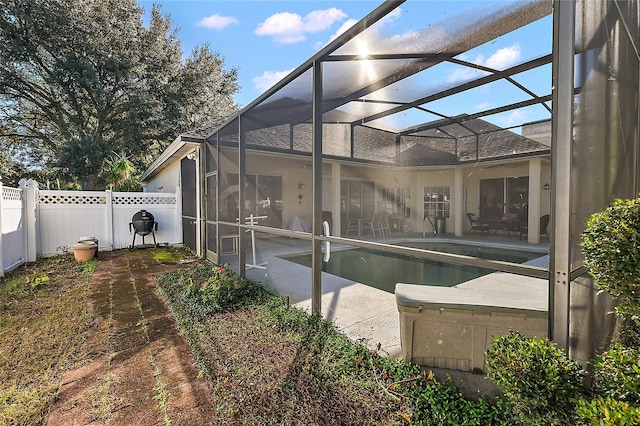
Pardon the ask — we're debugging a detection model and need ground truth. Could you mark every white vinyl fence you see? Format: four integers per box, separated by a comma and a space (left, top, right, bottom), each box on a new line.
0, 178, 182, 276
0, 184, 26, 275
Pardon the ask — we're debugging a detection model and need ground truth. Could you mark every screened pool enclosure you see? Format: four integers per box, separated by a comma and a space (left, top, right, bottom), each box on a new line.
143, 0, 639, 368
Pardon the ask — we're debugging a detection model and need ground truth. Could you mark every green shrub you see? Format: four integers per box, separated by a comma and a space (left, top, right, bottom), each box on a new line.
581, 197, 640, 321
408, 375, 514, 425
158, 264, 273, 319
580, 197, 640, 421
591, 345, 640, 404
485, 331, 585, 425
620, 321, 640, 348
576, 396, 640, 426
187, 265, 272, 311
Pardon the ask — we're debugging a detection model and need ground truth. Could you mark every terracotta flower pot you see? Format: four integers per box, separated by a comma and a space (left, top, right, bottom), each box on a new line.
73, 241, 97, 262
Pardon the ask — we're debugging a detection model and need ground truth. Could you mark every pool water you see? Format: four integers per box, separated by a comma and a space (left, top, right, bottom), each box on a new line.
282, 242, 544, 293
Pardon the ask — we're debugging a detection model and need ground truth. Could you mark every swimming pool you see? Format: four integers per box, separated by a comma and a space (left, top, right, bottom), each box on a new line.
282, 241, 545, 293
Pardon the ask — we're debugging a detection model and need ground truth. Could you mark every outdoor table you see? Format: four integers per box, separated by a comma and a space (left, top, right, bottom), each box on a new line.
485, 217, 520, 238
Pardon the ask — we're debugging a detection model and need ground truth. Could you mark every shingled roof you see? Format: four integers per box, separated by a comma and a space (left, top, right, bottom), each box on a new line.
199, 114, 548, 167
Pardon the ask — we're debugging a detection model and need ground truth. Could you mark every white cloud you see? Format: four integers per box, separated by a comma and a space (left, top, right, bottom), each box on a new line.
387, 30, 420, 45
255, 8, 346, 44
278, 33, 307, 45
446, 66, 479, 83
326, 19, 358, 44
322, 8, 407, 52
255, 12, 303, 36
475, 101, 492, 111
196, 14, 239, 30
304, 8, 347, 33
446, 43, 522, 83
484, 44, 521, 70
378, 7, 402, 25
495, 108, 529, 126
252, 69, 294, 92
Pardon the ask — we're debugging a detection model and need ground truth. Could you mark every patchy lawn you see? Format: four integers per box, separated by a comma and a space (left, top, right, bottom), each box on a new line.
156, 263, 512, 425
0, 256, 96, 425
1, 251, 512, 425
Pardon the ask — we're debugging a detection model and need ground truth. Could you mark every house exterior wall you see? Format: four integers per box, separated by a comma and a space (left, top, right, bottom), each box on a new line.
214, 150, 552, 238
463, 161, 551, 227
246, 153, 312, 230
143, 161, 180, 193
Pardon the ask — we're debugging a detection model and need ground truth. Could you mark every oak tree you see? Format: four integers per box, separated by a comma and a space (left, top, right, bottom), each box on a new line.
0, 0, 238, 189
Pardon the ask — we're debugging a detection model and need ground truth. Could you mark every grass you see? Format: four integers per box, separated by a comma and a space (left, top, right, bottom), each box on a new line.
156, 263, 514, 425
0, 255, 96, 425
152, 245, 197, 264
1, 251, 514, 425
88, 277, 120, 424
153, 372, 171, 426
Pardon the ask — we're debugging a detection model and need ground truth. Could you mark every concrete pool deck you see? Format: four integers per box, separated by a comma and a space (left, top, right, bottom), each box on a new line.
236, 235, 550, 359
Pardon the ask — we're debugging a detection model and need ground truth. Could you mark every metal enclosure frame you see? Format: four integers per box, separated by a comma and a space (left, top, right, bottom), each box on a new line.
185, 0, 640, 366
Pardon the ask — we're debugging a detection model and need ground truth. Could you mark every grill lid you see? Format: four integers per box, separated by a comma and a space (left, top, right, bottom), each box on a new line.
131, 209, 156, 235
132, 209, 155, 222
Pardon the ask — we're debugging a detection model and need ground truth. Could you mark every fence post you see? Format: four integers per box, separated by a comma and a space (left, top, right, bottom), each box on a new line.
175, 186, 182, 244
105, 190, 113, 250
22, 179, 38, 262
0, 177, 4, 277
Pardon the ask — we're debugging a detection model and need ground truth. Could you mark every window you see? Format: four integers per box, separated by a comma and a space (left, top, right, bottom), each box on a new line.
340, 180, 374, 219
480, 177, 528, 220
424, 186, 450, 219
226, 173, 284, 228
381, 187, 411, 217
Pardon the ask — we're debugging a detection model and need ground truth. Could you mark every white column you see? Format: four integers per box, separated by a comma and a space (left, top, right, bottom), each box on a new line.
528, 158, 542, 244
331, 163, 341, 236
105, 190, 114, 250
454, 166, 464, 237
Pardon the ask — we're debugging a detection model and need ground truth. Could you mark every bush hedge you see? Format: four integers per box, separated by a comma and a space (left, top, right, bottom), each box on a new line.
485, 331, 585, 425
484, 196, 640, 424
581, 197, 640, 320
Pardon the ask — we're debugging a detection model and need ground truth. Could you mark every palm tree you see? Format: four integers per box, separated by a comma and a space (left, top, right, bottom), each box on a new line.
104, 152, 140, 191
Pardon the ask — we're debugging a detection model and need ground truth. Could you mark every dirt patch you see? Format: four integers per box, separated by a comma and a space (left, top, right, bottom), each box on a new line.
45, 249, 217, 426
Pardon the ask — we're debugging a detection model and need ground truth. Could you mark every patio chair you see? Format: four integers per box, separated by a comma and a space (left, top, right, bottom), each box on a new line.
345, 214, 359, 236
359, 213, 375, 236
380, 212, 392, 236
519, 214, 550, 240
467, 213, 490, 235
369, 212, 385, 237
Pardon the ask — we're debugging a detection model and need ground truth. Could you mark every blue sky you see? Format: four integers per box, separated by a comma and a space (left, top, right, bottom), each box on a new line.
136, 1, 553, 130
137, 1, 380, 107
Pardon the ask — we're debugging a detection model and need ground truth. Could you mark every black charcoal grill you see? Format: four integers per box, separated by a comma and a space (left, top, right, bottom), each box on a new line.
129, 209, 158, 249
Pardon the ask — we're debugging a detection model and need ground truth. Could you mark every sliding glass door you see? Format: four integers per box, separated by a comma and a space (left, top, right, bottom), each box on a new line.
227, 173, 283, 228
480, 177, 529, 221
340, 180, 374, 234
